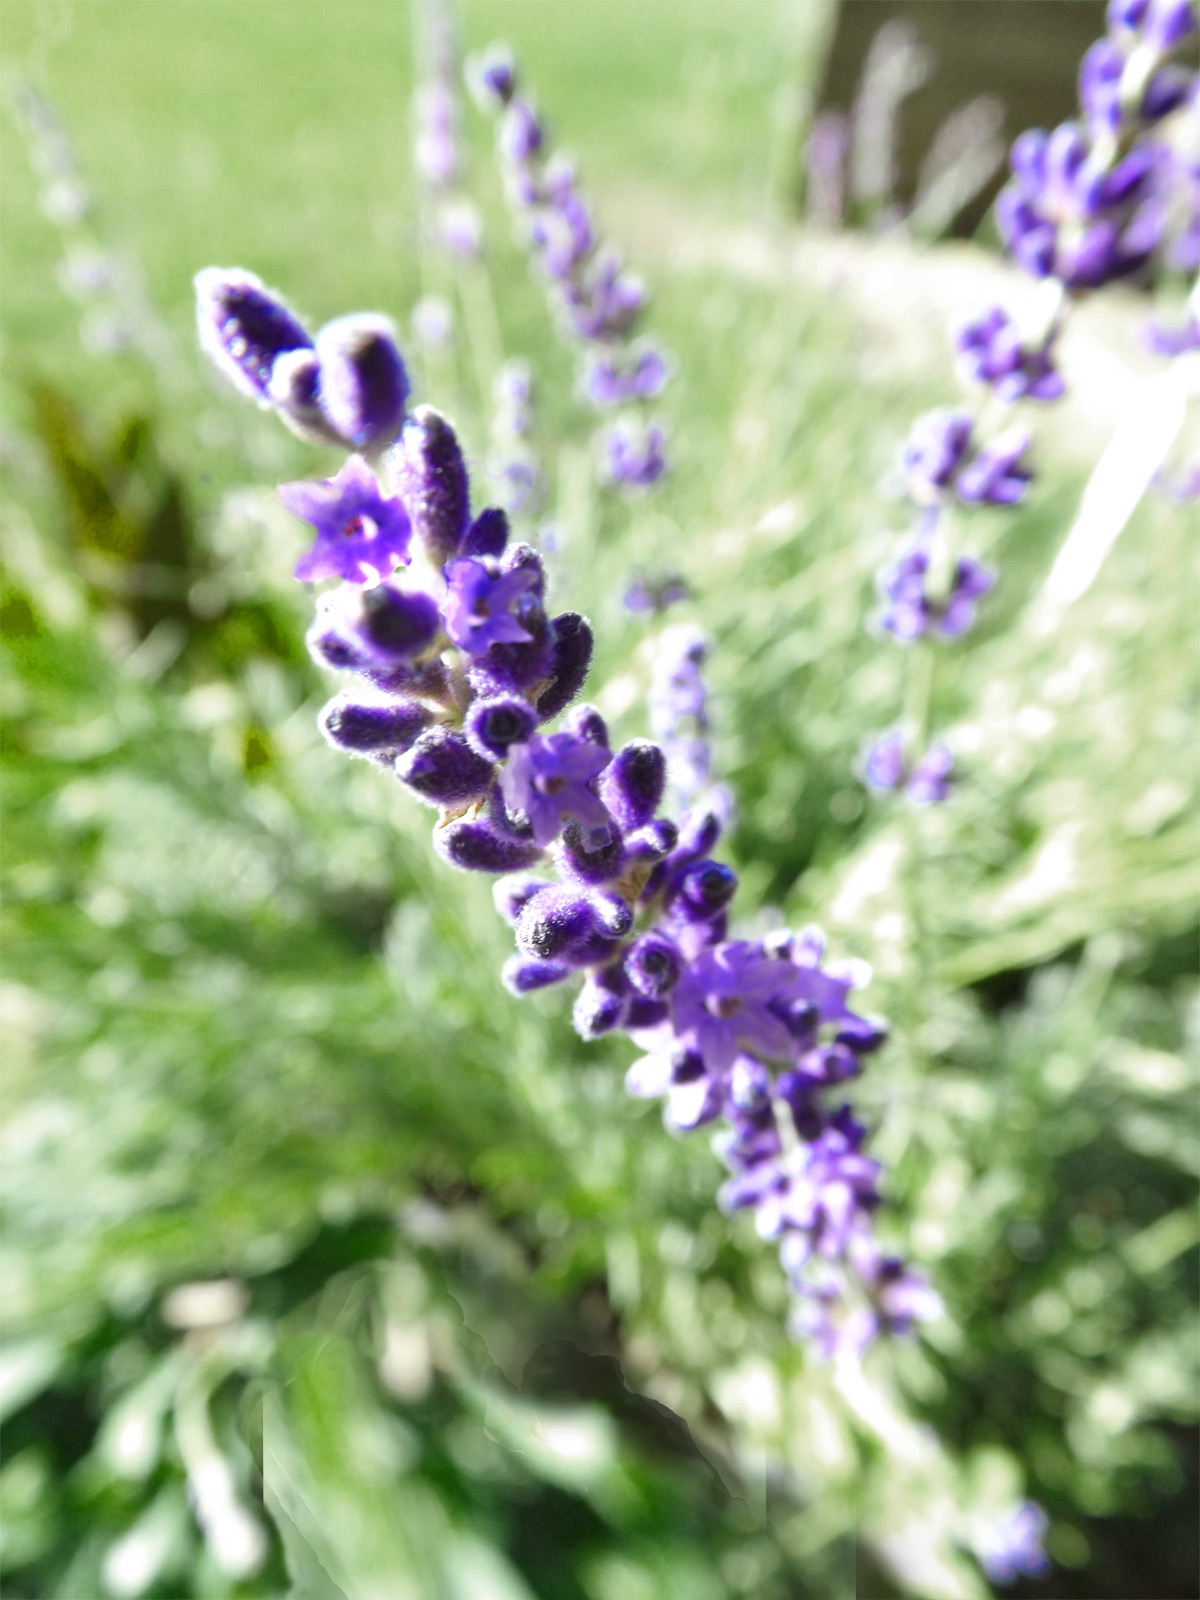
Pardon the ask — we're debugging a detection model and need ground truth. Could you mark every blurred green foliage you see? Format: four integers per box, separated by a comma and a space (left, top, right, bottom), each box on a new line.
1, 3, 1197, 1597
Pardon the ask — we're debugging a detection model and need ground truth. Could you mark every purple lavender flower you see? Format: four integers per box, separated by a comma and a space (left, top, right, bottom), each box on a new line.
955, 306, 1065, 402
996, 123, 1163, 288
389, 406, 471, 564
878, 541, 995, 640
605, 418, 667, 487
670, 942, 806, 1074
974, 1502, 1051, 1584
442, 558, 538, 654
279, 456, 413, 584
903, 410, 974, 499
499, 733, 612, 847
584, 344, 669, 407
863, 732, 955, 803
623, 573, 689, 615
194, 267, 313, 404
955, 425, 1032, 505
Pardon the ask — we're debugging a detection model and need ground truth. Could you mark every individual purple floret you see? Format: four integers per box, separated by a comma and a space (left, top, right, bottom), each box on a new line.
863, 731, 955, 803
955, 306, 1065, 402
584, 344, 670, 406
974, 1502, 1051, 1585
623, 573, 689, 615
442, 558, 538, 654
194, 267, 313, 404
903, 410, 974, 500
279, 456, 413, 584
878, 538, 995, 640
956, 425, 1032, 505
499, 732, 612, 846
605, 417, 667, 487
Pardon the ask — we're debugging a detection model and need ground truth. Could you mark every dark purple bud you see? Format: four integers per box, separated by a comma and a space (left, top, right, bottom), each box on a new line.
357, 584, 442, 663
535, 612, 594, 720
436, 819, 543, 874
671, 859, 738, 921
598, 740, 666, 831
573, 966, 628, 1039
623, 930, 680, 999
492, 874, 551, 925
366, 656, 449, 703
501, 956, 571, 994
837, 1016, 889, 1055
768, 996, 820, 1044
562, 703, 608, 749
268, 348, 344, 445
315, 314, 410, 451
624, 819, 678, 863
515, 884, 632, 965
1145, 0, 1198, 51
395, 726, 495, 807
389, 406, 471, 564
318, 693, 432, 755
558, 819, 626, 885
465, 694, 539, 761
462, 506, 510, 558
307, 614, 374, 673
675, 806, 722, 859
194, 267, 312, 403
468, 45, 517, 109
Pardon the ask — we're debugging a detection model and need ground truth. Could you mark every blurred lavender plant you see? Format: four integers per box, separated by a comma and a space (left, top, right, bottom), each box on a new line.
469, 45, 672, 489
866, 0, 1199, 800
806, 18, 1005, 241
413, 0, 482, 263
9, 80, 172, 368
194, 267, 935, 1359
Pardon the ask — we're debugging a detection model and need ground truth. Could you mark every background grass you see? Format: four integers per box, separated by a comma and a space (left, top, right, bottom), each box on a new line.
2, 2, 1197, 1597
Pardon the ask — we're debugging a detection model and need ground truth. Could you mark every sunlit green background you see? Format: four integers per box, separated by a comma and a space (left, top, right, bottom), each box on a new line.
2, 2, 1197, 1597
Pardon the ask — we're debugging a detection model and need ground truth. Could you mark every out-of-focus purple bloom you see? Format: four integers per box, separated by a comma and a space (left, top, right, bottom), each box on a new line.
468, 44, 517, 109
996, 123, 1163, 288
903, 410, 974, 499
1142, 311, 1200, 354
956, 424, 1032, 505
412, 295, 454, 349
564, 253, 647, 340
955, 306, 1065, 402
605, 418, 667, 488
863, 732, 954, 803
584, 344, 669, 406
499, 732, 611, 847
194, 267, 313, 404
623, 573, 689, 614
974, 1502, 1051, 1585
878, 540, 994, 639
908, 744, 955, 803
439, 200, 483, 257
442, 558, 538, 654
280, 456, 412, 584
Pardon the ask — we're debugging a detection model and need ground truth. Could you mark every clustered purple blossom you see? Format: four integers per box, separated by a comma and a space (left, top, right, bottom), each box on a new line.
195, 267, 932, 1358
649, 622, 721, 806
877, 534, 995, 641
997, 0, 1197, 290
863, 730, 955, 805
469, 45, 671, 488
414, 1, 482, 260
972, 1501, 1051, 1585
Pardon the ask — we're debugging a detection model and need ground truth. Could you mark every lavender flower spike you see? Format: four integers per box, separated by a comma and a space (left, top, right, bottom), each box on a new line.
194, 267, 313, 403
279, 456, 413, 585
